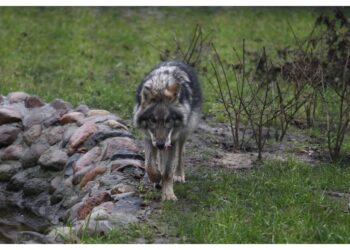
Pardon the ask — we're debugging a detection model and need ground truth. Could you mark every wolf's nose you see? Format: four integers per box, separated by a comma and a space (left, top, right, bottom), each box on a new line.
156, 142, 165, 150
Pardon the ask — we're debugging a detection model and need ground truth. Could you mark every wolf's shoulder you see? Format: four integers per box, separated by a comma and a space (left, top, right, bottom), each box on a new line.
142, 61, 198, 87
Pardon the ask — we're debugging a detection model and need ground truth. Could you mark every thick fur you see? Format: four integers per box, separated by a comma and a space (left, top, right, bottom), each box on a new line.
133, 61, 202, 201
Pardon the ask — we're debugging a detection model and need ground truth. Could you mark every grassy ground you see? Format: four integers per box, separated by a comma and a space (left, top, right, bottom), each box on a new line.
0, 7, 329, 117
81, 159, 350, 244
159, 160, 350, 243
2, 7, 350, 243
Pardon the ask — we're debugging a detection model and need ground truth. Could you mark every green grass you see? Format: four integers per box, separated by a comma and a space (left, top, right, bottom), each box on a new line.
80, 224, 156, 244
77, 159, 350, 244
0, 7, 334, 118
156, 160, 350, 243
2, 7, 350, 244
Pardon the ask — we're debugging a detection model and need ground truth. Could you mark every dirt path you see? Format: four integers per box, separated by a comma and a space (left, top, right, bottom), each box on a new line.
185, 118, 321, 171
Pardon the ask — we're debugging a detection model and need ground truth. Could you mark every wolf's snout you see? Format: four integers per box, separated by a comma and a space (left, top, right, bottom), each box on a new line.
156, 141, 165, 150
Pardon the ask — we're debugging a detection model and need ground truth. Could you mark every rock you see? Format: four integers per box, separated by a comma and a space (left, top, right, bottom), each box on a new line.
64, 153, 82, 178
72, 165, 95, 186
44, 113, 61, 127
60, 112, 85, 125
50, 176, 63, 194
21, 144, 49, 168
61, 192, 80, 209
81, 180, 99, 193
110, 159, 144, 172
97, 201, 114, 211
23, 124, 42, 145
17, 231, 56, 244
100, 137, 139, 160
78, 115, 121, 126
112, 192, 136, 201
99, 173, 125, 187
50, 192, 64, 205
64, 175, 74, 188
75, 104, 89, 115
76, 220, 112, 236
67, 201, 84, 220
6, 166, 40, 191
0, 108, 22, 125
23, 178, 50, 196
0, 94, 148, 238
88, 129, 133, 145
109, 211, 138, 226
114, 196, 142, 211
0, 125, 21, 147
25, 95, 45, 108
78, 124, 129, 149
103, 119, 128, 130
120, 165, 144, 179
8, 91, 30, 103
43, 113, 61, 127
2, 144, 23, 161
22, 105, 59, 129
47, 226, 78, 243
110, 150, 144, 161
77, 192, 112, 220
68, 122, 97, 154
38, 148, 68, 171
80, 166, 107, 188
62, 124, 78, 147
5, 102, 28, 117
46, 126, 65, 145
111, 183, 135, 195
90, 206, 111, 221
0, 162, 21, 182
50, 99, 72, 114
73, 146, 101, 173
87, 109, 110, 116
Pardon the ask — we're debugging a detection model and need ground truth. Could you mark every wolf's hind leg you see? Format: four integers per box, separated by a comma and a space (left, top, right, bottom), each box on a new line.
174, 138, 186, 183
144, 139, 161, 184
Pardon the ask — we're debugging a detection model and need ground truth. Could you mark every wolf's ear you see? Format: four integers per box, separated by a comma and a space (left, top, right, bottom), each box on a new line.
141, 86, 154, 106
164, 83, 181, 103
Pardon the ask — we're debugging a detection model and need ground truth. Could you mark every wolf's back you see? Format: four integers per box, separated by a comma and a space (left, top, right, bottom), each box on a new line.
135, 61, 202, 112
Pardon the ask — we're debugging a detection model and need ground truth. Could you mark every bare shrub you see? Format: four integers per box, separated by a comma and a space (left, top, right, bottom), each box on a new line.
159, 24, 213, 69
208, 41, 247, 150
209, 41, 308, 160
281, 9, 350, 161
320, 49, 350, 161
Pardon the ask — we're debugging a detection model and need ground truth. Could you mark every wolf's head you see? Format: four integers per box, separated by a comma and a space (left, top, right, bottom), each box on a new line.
140, 82, 180, 108
135, 83, 185, 150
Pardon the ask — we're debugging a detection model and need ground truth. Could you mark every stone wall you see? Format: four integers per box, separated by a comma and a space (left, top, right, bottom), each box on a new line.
0, 92, 148, 242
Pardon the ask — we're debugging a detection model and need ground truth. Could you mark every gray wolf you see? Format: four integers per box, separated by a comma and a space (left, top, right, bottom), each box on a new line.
133, 61, 202, 201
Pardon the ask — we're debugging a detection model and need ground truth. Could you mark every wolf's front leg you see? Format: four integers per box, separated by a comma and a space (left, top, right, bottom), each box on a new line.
174, 137, 186, 183
144, 139, 161, 184
160, 148, 178, 201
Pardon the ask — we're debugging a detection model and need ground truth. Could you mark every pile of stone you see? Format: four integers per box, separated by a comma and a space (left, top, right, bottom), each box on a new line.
0, 92, 148, 243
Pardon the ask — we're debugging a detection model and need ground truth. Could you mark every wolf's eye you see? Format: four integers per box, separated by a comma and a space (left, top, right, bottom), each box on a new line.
174, 118, 182, 126
150, 117, 156, 123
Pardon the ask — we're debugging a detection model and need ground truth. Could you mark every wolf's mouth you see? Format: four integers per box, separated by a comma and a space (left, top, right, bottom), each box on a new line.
165, 144, 172, 150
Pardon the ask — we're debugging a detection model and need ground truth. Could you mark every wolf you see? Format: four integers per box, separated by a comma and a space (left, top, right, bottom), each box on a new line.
133, 61, 202, 201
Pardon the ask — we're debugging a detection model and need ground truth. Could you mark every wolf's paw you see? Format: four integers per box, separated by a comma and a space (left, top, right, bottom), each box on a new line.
173, 175, 186, 183
162, 191, 178, 201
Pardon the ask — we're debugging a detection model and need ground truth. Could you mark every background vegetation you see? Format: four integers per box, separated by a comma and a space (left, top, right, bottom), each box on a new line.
0, 7, 321, 117
1, 7, 350, 243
